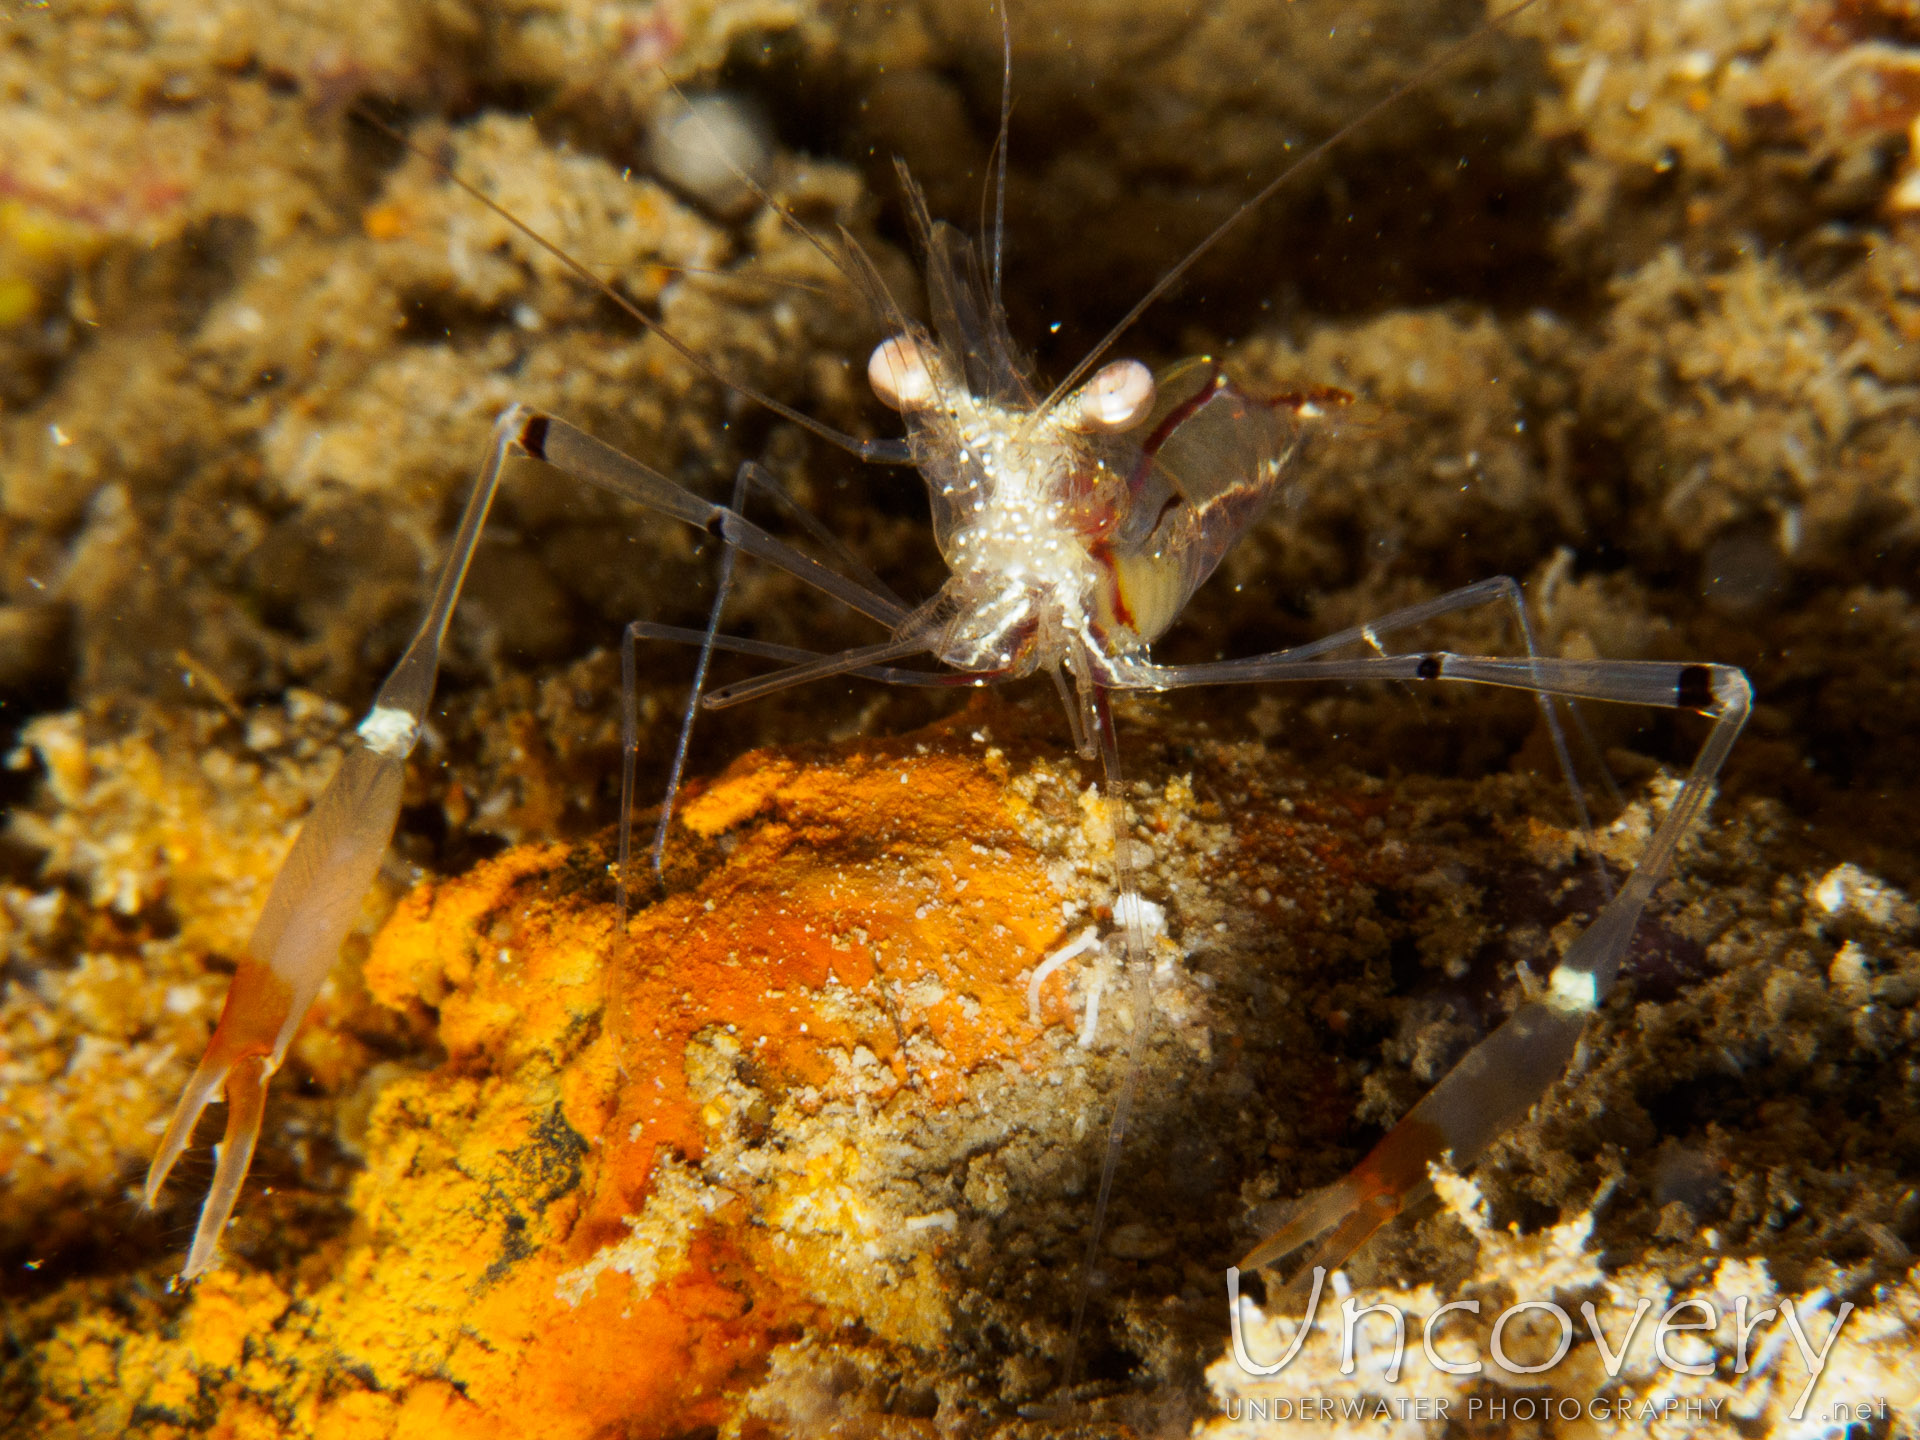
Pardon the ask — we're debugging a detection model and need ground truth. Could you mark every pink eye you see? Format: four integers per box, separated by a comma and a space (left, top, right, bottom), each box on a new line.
868, 335, 938, 411
1073, 359, 1155, 431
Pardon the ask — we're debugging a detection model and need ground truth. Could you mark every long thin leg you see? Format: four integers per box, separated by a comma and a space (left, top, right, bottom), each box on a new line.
1059, 682, 1157, 1396
730, 460, 909, 614
1368, 577, 1605, 893
1120, 645, 1751, 1282
701, 632, 940, 709
618, 607, 1009, 912
512, 410, 911, 629
1249, 577, 1604, 886
148, 405, 914, 1277
618, 621, 645, 919
628, 467, 751, 908
636, 457, 920, 898
621, 622, 1000, 687
145, 405, 521, 1274
1050, 665, 1091, 756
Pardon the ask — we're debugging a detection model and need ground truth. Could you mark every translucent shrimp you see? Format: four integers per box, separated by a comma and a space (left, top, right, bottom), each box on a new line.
827, 207, 1750, 1377
142, 11, 1749, 1408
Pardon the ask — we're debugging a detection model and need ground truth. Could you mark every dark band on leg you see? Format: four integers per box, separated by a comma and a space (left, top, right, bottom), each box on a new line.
518, 414, 550, 461
1676, 664, 1713, 712
1416, 654, 1443, 681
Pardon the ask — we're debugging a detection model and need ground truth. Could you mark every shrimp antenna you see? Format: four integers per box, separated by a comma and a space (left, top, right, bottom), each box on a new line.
657, 262, 839, 299
988, 0, 1013, 306
349, 107, 896, 462
1042, 0, 1546, 411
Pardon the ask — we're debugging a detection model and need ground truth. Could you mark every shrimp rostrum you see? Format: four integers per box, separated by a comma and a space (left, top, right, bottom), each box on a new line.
145, 40, 1749, 1338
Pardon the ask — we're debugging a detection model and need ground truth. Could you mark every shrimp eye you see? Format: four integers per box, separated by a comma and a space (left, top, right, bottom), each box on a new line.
868, 335, 938, 411
1071, 359, 1155, 432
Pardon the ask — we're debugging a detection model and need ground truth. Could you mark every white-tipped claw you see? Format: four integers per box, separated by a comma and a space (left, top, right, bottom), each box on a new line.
1070, 359, 1155, 432
182, 1053, 272, 1278
1241, 1175, 1382, 1278
143, 1054, 232, 1211
147, 740, 408, 1276
867, 335, 938, 411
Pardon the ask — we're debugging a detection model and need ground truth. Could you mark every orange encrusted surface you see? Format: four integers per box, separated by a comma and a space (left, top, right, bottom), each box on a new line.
337, 737, 1067, 1435
22, 735, 1070, 1439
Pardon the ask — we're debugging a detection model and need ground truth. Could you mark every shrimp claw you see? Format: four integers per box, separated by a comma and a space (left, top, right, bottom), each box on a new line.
1241, 997, 1587, 1290
1241, 665, 1750, 1284
143, 737, 413, 1276
143, 406, 524, 1276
